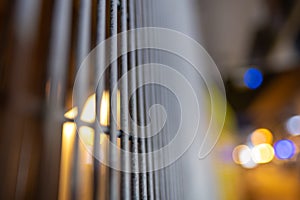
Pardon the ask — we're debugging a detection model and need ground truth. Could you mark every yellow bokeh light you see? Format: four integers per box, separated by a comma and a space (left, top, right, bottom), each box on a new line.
251, 143, 274, 164
251, 128, 273, 145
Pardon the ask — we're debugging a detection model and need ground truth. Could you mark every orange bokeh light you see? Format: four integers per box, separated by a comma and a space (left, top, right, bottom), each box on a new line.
251, 128, 273, 145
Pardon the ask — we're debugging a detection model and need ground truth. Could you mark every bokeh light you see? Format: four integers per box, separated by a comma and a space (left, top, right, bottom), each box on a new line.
232, 145, 257, 169
243, 68, 263, 89
286, 115, 300, 135
232, 145, 251, 164
251, 128, 273, 145
241, 157, 257, 169
274, 139, 295, 159
251, 143, 274, 164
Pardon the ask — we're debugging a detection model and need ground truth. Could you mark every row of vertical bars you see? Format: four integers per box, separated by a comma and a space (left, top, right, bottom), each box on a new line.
3, 0, 183, 199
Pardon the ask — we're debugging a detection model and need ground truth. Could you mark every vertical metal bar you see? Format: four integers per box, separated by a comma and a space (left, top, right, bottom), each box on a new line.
128, 0, 140, 199
135, 0, 148, 199
148, 1, 161, 199
155, 89, 167, 200
151, 1, 169, 199
151, 73, 161, 200
120, 0, 131, 199
162, 91, 176, 200
76, 0, 92, 66
157, 6, 176, 199
94, 0, 106, 199
47, 0, 72, 106
154, 1, 168, 198
41, 0, 72, 199
141, 0, 154, 199
0, 0, 42, 198
72, 0, 92, 199
108, 0, 119, 199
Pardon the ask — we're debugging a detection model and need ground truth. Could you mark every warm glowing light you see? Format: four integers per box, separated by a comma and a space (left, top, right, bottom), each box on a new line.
100, 91, 110, 126
117, 90, 120, 129
251, 128, 273, 145
100, 90, 120, 128
232, 145, 251, 164
77, 134, 93, 199
232, 145, 258, 168
274, 139, 295, 159
59, 122, 76, 200
239, 147, 252, 165
64, 107, 78, 119
79, 126, 94, 146
243, 68, 263, 89
81, 94, 96, 123
251, 143, 274, 164
286, 115, 300, 135
62, 122, 76, 138
65, 91, 120, 128
117, 137, 121, 148
100, 134, 108, 145
79, 126, 110, 146
241, 158, 257, 169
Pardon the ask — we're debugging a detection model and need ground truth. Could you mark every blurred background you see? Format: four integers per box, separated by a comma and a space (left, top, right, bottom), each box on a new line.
1, 0, 300, 199
198, 0, 300, 200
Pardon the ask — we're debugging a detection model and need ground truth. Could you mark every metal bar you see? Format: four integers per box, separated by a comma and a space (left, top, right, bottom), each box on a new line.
148, 1, 161, 199
108, 0, 119, 199
120, 0, 131, 199
141, 0, 155, 199
128, 0, 140, 199
1, 0, 42, 198
135, 0, 148, 199
72, 0, 92, 199
41, 0, 72, 199
94, 0, 107, 199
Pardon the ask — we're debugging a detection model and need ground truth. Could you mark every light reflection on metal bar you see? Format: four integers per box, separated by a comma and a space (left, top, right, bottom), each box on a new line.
42, 0, 73, 199
71, 0, 93, 199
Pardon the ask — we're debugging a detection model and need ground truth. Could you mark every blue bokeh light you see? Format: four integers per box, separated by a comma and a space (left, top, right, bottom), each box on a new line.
243, 68, 263, 89
274, 139, 295, 159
